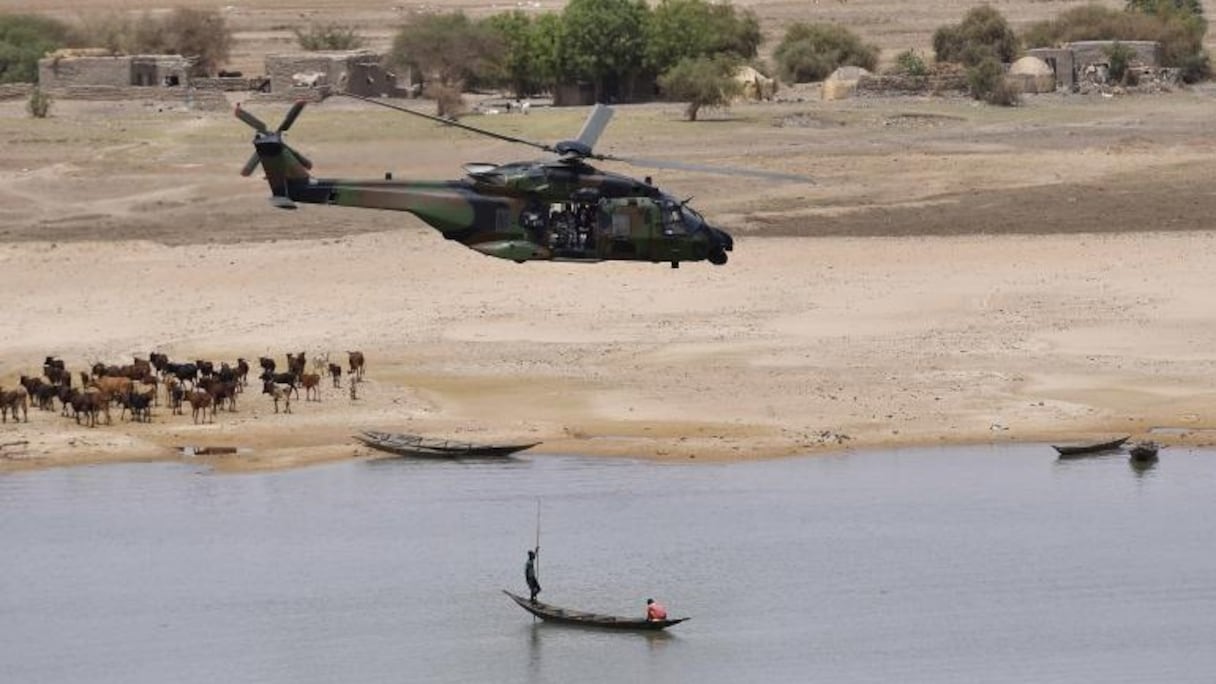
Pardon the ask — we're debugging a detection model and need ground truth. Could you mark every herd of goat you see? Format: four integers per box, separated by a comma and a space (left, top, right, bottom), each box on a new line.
0, 351, 367, 427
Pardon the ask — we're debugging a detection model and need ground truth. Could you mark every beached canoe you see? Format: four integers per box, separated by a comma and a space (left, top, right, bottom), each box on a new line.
355, 431, 540, 458
502, 590, 688, 631
1052, 436, 1130, 457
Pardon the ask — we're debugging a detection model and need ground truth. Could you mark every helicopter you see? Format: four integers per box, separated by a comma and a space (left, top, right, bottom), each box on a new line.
236, 93, 806, 268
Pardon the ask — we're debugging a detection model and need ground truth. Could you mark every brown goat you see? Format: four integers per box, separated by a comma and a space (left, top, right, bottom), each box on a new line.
186, 389, 213, 424
328, 363, 342, 388
300, 373, 321, 401
0, 386, 29, 423
347, 351, 365, 380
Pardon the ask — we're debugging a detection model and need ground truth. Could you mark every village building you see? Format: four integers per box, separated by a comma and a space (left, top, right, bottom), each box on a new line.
37, 50, 192, 89
1027, 40, 1161, 90
263, 50, 400, 97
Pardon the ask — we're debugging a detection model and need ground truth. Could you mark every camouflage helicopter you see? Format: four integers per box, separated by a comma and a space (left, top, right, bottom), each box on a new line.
236, 94, 806, 268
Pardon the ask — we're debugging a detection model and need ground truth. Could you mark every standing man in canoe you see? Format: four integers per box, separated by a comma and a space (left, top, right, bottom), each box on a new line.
525, 549, 541, 603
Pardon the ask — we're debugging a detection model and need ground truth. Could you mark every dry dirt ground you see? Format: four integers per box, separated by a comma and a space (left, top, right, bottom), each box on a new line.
3, 0, 1216, 471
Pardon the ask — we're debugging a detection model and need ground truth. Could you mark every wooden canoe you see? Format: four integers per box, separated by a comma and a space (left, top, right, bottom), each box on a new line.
355, 431, 540, 459
1052, 436, 1129, 457
503, 590, 688, 631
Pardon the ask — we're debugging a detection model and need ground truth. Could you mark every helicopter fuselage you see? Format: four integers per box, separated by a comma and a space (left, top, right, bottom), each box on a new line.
277, 156, 732, 266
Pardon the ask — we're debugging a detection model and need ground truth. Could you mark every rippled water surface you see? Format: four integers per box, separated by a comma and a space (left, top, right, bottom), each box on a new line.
2, 445, 1214, 683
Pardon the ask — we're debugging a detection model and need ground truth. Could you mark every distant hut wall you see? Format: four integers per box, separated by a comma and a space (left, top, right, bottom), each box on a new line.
38, 56, 132, 88
265, 51, 393, 96
1066, 40, 1161, 71
38, 54, 190, 88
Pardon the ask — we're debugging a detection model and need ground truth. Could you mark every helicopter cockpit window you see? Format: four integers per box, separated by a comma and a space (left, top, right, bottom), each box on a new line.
659, 198, 693, 236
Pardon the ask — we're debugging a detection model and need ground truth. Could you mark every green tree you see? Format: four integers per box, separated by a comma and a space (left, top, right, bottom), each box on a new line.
933, 5, 1019, 66
645, 0, 759, 74
0, 13, 72, 84
773, 22, 878, 83
294, 23, 365, 51
658, 55, 742, 121
559, 0, 650, 101
389, 12, 501, 115
482, 11, 558, 97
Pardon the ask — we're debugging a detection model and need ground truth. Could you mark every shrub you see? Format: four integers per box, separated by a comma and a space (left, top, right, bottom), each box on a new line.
933, 5, 1019, 66
27, 86, 51, 117
0, 13, 72, 83
893, 48, 928, 76
967, 55, 1019, 105
294, 23, 365, 51
1104, 40, 1136, 82
774, 22, 879, 83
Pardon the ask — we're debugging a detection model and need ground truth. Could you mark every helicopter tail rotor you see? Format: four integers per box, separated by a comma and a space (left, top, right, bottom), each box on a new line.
235, 101, 315, 209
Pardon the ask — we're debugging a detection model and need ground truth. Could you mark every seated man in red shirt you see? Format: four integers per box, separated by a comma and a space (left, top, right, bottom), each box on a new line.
645, 598, 667, 621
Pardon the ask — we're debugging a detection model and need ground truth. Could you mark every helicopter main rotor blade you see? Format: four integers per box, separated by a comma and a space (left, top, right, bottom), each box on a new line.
574, 104, 613, 151
335, 91, 554, 153
277, 100, 306, 132
234, 104, 269, 133
603, 154, 813, 183
240, 152, 262, 177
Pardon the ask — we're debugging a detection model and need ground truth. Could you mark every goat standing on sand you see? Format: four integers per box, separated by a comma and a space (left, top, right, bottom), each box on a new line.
348, 351, 365, 381
328, 363, 342, 388
263, 381, 292, 414
1, 386, 29, 423
300, 373, 322, 401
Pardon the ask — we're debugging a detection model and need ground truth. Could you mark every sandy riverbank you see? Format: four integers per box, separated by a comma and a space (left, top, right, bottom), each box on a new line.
3, 227, 1215, 472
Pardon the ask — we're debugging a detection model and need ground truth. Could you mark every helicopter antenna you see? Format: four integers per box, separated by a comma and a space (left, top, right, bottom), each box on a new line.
335, 91, 553, 154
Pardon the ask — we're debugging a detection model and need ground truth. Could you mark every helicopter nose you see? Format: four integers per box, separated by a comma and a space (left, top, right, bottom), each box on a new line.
710, 226, 733, 252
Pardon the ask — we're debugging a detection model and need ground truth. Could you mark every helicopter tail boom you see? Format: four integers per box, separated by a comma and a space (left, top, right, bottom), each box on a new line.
236, 102, 314, 209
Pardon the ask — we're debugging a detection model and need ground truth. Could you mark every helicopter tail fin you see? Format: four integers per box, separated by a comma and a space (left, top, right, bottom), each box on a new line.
236, 101, 314, 209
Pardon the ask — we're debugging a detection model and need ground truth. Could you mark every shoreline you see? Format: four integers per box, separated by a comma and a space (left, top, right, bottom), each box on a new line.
4, 230, 1215, 474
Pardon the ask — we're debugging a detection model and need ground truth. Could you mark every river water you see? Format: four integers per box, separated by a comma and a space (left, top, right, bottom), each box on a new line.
2, 445, 1214, 683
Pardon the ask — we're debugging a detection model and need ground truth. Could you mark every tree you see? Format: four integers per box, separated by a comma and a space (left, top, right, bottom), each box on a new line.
481, 11, 557, 97
388, 12, 501, 115
932, 5, 1019, 66
559, 0, 650, 101
0, 13, 72, 84
658, 55, 742, 121
773, 22, 878, 83
645, 0, 760, 74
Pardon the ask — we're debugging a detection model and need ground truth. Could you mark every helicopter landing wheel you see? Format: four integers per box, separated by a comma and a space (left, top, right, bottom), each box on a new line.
708, 249, 728, 266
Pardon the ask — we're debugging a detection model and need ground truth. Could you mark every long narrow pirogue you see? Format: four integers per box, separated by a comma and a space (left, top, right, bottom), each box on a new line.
1052, 436, 1130, 457
355, 431, 540, 458
503, 590, 689, 631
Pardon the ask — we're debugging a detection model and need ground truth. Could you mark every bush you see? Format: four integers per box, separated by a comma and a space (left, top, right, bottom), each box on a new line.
657, 55, 742, 120
933, 5, 1019, 66
0, 13, 73, 83
893, 49, 928, 76
27, 86, 50, 117
967, 56, 1019, 105
294, 23, 365, 51
774, 22, 879, 83
1104, 40, 1136, 82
